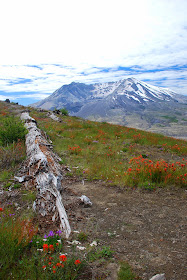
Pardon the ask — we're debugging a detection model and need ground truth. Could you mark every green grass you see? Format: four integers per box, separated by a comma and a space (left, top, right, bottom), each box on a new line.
21, 190, 37, 202
77, 231, 88, 242
117, 262, 140, 280
87, 246, 114, 262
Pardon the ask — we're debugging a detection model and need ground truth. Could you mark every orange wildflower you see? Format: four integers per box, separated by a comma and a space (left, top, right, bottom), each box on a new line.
75, 259, 81, 265
43, 244, 48, 252
59, 255, 67, 262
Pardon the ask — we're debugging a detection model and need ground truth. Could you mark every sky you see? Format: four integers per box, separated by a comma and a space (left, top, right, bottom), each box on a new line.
0, 0, 187, 106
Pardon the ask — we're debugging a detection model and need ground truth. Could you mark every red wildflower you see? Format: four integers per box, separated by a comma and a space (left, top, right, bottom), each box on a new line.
0, 208, 3, 211
49, 244, 54, 251
59, 255, 67, 262
75, 259, 81, 265
42, 265, 46, 269
56, 263, 61, 267
43, 244, 48, 252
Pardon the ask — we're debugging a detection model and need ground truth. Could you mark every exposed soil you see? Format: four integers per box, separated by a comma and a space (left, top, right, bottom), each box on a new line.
61, 175, 187, 280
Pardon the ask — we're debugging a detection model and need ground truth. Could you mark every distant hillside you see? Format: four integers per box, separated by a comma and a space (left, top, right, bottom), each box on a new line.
31, 78, 187, 139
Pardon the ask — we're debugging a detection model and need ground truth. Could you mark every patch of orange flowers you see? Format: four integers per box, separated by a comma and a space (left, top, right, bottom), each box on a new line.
68, 145, 82, 154
125, 155, 187, 186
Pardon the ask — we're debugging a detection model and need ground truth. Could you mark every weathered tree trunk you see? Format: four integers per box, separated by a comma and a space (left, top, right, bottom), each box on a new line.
20, 112, 71, 238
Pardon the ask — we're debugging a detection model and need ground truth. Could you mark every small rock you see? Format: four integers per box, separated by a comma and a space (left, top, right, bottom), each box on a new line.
72, 240, 81, 245
77, 246, 86, 250
90, 241, 97, 247
149, 274, 166, 280
79, 195, 92, 206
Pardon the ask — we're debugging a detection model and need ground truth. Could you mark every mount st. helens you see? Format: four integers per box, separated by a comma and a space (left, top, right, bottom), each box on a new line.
31, 78, 187, 139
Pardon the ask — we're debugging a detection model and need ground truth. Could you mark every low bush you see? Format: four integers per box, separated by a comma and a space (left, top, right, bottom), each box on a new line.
60, 108, 69, 116
0, 116, 27, 146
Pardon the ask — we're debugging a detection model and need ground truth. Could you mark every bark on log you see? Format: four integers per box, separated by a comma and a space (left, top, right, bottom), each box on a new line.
20, 112, 71, 238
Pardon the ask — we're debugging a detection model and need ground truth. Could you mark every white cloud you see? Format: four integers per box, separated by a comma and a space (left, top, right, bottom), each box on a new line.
0, 94, 15, 101
0, 93, 50, 102
0, 0, 187, 101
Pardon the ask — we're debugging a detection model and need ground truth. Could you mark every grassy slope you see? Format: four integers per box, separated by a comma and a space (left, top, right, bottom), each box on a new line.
30, 108, 187, 190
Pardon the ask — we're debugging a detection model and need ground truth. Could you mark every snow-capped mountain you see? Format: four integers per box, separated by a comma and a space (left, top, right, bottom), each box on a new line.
32, 77, 183, 112
31, 77, 187, 138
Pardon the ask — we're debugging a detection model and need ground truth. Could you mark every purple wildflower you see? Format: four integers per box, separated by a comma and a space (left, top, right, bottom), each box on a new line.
48, 231, 55, 237
56, 230, 62, 236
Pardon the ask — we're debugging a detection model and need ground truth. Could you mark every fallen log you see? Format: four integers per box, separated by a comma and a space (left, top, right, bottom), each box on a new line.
47, 112, 61, 122
20, 112, 71, 238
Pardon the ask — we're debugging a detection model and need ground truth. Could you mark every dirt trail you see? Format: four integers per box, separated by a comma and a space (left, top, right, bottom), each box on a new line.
64, 180, 187, 280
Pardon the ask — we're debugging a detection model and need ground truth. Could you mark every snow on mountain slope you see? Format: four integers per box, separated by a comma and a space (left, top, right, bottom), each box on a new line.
92, 80, 122, 98
31, 77, 183, 112
111, 78, 177, 102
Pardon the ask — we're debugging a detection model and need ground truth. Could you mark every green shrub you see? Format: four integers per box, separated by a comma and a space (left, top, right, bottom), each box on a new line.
0, 116, 27, 146
60, 108, 69, 116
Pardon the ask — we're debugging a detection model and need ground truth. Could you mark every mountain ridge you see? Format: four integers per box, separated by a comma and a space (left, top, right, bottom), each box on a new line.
31, 77, 187, 139
31, 77, 186, 111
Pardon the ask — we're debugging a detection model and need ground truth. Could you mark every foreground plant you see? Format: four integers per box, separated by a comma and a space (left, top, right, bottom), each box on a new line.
40, 253, 84, 279
0, 208, 37, 279
0, 208, 87, 279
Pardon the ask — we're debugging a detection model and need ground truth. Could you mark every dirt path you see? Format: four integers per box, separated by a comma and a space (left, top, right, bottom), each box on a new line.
64, 180, 187, 280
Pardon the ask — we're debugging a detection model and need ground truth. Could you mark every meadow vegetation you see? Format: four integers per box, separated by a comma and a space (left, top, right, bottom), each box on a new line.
0, 103, 26, 181
0, 207, 87, 279
30, 109, 187, 190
